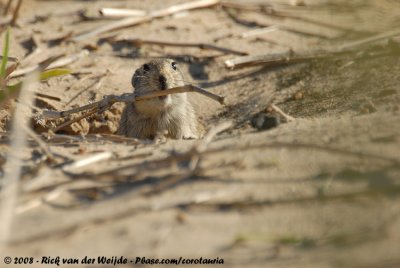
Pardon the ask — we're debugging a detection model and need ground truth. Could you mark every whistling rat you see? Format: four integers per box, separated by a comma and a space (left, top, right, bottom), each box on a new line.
118, 59, 203, 139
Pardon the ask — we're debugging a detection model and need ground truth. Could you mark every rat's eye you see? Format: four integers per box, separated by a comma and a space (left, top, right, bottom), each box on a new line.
143, 64, 150, 72
171, 61, 177, 70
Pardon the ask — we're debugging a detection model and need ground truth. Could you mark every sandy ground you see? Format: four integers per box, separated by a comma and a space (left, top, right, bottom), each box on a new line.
1, 0, 400, 267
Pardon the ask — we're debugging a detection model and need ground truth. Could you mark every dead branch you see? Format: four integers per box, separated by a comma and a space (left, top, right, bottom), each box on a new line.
0, 55, 18, 62
226, 28, 400, 69
43, 84, 224, 120
10, 0, 22, 25
116, 37, 248, 56
240, 25, 279, 38
225, 50, 327, 69
336, 28, 400, 52
3, 0, 13, 16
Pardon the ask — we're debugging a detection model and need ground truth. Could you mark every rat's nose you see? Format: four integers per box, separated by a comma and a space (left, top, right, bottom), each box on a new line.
159, 75, 167, 90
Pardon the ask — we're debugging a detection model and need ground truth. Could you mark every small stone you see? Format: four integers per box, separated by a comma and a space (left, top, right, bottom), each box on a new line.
250, 113, 281, 131
293, 91, 304, 100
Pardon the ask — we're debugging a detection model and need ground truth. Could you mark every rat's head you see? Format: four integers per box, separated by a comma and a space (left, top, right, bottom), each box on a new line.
132, 59, 185, 116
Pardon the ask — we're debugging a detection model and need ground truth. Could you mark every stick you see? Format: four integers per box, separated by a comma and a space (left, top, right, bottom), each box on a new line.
189, 121, 233, 170
225, 50, 327, 69
62, 152, 114, 174
271, 104, 295, 122
52, 108, 97, 132
135, 85, 224, 104
225, 27, 400, 69
336, 28, 400, 52
42, 85, 224, 120
10, 0, 22, 25
99, 8, 146, 18
0, 55, 18, 62
241, 25, 279, 38
3, 0, 13, 16
72, 0, 220, 41
117, 37, 248, 56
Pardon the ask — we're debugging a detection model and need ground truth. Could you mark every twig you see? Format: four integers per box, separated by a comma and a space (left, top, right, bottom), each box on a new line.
52, 108, 97, 132
42, 85, 224, 120
177, 185, 400, 211
116, 37, 248, 56
10, 0, 22, 25
64, 72, 108, 106
72, 0, 220, 41
222, 6, 335, 39
3, 0, 13, 16
271, 104, 295, 122
268, 11, 360, 34
99, 8, 146, 18
225, 50, 327, 69
137, 85, 224, 103
43, 133, 142, 145
0, 55, 18, 62
24, 125, 55, 160
241, 25, 279, 38
226, 27, 400, 69
36, 93, 61, 101
220, 1, 270, 11
189, 121, 233, 170
336, 28, 400, 52
0, 71, 38, 251
62, 152, 114, 175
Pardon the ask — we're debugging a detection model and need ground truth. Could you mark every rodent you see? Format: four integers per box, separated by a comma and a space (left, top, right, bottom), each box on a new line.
117, 59, 203, 140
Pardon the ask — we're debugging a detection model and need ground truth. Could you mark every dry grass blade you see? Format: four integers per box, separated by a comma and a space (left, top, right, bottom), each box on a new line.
149, 0, 220, 17
99, 8, 146, 18
118, 37, 247, 56
64, 71, 108, 106
0, 71, 38, 251
62, 152, 114, 175
241, 25, 279, 38
10, 50, 88, 78
73, 0, 220, 41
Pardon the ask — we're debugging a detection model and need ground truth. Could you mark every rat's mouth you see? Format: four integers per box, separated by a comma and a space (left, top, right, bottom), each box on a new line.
158, 75, 168, 100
